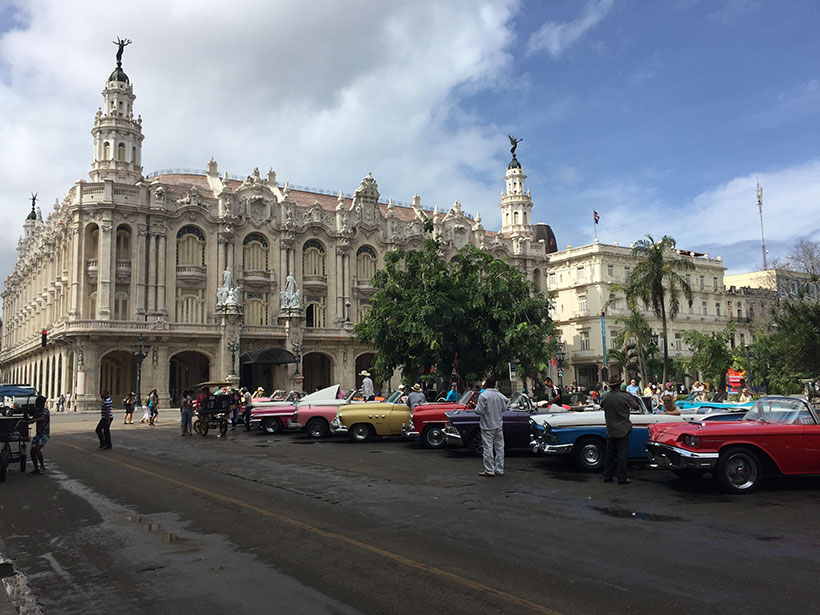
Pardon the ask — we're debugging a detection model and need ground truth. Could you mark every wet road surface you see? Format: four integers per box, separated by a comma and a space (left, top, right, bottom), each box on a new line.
1, 413, 819, 614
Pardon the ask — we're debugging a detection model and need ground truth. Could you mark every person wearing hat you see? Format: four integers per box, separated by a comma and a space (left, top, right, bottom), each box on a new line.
661, 382, 679, 414
475, 376, 508, 477
407, 383, 426, 411
239, 387, 253, 431
252, 387, 265, 399
396, 384, 408, 404
360, 370, 375, 401
601, 372, 640, 484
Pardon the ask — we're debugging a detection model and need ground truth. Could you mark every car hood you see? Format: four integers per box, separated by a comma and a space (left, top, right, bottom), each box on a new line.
649, 419, 777, 443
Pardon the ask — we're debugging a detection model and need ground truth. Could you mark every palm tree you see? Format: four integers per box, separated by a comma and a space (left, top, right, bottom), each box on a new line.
607, 284, 652, 385
629, 235, 694, 384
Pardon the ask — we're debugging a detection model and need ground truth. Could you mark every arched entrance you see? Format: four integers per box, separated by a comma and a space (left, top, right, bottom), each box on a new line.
303, 352, 332, 394
239, 346, 298, 394
355, 353, 378, 394
100, 350, 132, 407
169, 351, 210, 405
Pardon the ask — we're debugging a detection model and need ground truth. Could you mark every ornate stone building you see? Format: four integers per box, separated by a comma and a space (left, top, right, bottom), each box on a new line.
0, 47, 554, 410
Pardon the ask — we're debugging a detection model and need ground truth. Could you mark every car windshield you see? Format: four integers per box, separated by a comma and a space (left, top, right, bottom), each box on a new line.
384, 390, 403, 403
744, 398, 816, 425
508, 392, 531, 411
459, 390, 473, 404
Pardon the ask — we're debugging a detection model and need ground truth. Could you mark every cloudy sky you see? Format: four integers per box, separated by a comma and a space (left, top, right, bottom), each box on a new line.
1, 0, 819, 295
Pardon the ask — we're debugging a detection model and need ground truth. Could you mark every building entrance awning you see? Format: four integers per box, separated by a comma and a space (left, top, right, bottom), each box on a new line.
240, 347, 298, 365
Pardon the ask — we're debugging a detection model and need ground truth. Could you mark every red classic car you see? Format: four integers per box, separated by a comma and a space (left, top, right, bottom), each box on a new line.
406, 390, 478, 449
646, 396, 820, 493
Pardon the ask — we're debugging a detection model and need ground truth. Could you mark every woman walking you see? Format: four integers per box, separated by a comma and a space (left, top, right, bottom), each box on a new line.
147, 389, 159, 425
180, 390, 194, 436
123, 392, 135, 424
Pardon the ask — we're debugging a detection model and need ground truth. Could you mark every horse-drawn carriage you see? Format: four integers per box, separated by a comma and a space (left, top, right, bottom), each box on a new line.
0, 416, 29, 481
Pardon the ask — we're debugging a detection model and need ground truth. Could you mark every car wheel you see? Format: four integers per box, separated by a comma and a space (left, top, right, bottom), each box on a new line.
573, 437, 605, 472
716, 447, 761, 494
421, 425, 446, 449
671, 468, 707, 479
466, 430, 483, 457
349, 423, 372, 442
307, 418, 329, 439
260, 417, 283, 435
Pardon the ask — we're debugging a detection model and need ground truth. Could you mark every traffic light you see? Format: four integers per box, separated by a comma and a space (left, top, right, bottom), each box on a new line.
41, 329, 47, 347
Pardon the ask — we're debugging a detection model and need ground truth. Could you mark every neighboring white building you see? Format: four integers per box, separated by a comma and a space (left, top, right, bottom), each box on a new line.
0, 46, 555, 410
545, 241, 763, 389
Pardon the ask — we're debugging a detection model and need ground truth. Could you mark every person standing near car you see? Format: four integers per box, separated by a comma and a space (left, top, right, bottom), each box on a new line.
445, 382, 459, 402
602, 373, 639, 484
474, 376, 507, 477
28, 395, 49, 473
544, 377, 563, 408
360, 370, 375, 401
96, 390, 113, 449
407, 383, 426, 411
241, 387, 253, 432
661, 382, 679, 414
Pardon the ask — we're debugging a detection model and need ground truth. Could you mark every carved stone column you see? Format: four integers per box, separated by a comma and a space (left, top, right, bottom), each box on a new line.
97, 221, 113, 319
147, 231, 158, 314
135, 225, 148, 316
69, 226, 82, 317
157, 233, 167, 316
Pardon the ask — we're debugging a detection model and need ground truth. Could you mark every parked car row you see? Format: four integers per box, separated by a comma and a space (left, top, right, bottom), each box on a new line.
249, 387, 820, 494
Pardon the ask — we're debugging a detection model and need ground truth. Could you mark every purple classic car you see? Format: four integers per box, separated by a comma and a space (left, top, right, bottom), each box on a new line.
443, 392, 548, 455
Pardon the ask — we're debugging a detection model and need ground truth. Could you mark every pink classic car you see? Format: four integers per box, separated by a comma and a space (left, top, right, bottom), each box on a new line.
249, 390, 301, 434
291, 385, 358, 438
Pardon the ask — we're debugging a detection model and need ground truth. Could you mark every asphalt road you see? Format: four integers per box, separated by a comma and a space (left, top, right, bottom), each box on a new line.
1, 413, 819, 615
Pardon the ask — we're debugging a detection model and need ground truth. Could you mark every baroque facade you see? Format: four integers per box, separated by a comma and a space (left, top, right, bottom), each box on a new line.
0, 49, 553, 410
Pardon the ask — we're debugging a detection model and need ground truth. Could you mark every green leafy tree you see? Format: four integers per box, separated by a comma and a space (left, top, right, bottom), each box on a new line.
682, 323, 735, 399
607, 292, 653, 385
628, 235, 694, 384
354, 238, 555, 386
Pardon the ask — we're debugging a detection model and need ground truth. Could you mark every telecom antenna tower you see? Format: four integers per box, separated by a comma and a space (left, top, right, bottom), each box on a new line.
757, 182, 768, 270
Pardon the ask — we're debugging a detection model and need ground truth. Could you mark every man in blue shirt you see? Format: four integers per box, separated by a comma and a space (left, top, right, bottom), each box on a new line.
445, 382, 459, 402
626, 378, 641, 397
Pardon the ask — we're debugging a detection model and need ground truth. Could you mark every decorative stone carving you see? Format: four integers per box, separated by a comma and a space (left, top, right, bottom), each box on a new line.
280, 272, 301, 310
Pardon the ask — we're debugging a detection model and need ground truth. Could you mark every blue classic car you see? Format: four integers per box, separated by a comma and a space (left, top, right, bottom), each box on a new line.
443, 392, 547, 455
529, 397, 748, 472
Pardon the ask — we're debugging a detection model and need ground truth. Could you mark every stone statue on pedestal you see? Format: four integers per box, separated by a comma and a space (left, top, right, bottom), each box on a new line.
280, 272, 301, 310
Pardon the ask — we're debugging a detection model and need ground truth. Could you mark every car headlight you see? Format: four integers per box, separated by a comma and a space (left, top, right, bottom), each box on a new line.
682, 434, 699, 448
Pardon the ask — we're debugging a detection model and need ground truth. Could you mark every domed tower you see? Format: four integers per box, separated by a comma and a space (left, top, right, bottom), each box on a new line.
499, 136, 533, 238
89, 37, 144, 183
22, 194, 39, 239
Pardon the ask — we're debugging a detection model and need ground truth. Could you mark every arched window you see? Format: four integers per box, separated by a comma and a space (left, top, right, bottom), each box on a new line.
303, 239, 326, 276
514, 211, 519, 225
244, 292, 269, 326
117, 142, 126, 162
356, 245, 376, 284
175, 289, 205, 323
131, 146, 137, 164
243, 233, 269, 274
176, 226, 206, 267
358, 301, 371, 324
505, 212, 510, 226
103, 142, 110, 161
305, 296, 326, 328
116, 228, 131, 260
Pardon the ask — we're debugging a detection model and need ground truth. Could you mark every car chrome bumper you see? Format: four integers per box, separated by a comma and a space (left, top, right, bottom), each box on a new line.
443, 425, 462, 445
645, 441, 719, 470
529, 439, 573, 455
329, 417, 347, 433
403, 419, 418, 438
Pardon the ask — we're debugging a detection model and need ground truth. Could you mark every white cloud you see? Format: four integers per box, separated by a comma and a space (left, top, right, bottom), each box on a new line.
545, 159, 820, 271
526, 0, 614, 58
0, 0, 520, 290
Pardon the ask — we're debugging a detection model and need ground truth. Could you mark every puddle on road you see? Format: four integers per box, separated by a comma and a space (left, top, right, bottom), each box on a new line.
0, 562, 15, 578
591, 506, 685, 522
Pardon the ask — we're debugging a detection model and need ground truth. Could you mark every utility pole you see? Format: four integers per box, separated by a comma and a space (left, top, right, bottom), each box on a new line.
757, 183, 768, 270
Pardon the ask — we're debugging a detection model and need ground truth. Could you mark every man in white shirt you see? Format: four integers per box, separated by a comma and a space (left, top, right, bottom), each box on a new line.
360, 370, 375, 401
474, 377, 508, 477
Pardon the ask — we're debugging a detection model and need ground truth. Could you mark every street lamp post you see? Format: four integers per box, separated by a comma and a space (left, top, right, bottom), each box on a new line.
227, 339, 240, 376
131, 336, 151, 406
556, 346, 566, 388
291, 342, 303, 381
345, 300, 351, 323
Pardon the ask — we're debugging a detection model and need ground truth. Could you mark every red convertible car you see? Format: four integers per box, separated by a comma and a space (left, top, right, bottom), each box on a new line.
406, 390, 478, 449
646, 396, 820, 493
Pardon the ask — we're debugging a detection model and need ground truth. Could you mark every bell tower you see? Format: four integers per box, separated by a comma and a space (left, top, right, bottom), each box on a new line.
499, 136, 533, 238
89, 37, 144, 184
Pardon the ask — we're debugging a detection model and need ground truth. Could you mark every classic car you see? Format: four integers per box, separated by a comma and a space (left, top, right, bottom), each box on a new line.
529, 396, 748, 472
291, 385, 358, 438
646, 396, 820, 493
249, 392, 301, 434
406, 390, 478, 449
330, 390, 411, 441
443, 392, 547, 455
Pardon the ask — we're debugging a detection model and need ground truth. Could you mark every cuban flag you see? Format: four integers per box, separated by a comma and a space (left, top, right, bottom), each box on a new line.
593, 210, 600, 224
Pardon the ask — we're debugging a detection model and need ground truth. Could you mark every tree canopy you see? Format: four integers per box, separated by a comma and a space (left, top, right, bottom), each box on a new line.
354, 238, 555, 385
682, 323, 736, 398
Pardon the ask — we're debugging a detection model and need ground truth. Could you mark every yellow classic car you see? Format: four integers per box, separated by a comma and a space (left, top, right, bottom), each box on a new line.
330, 390, 412, 442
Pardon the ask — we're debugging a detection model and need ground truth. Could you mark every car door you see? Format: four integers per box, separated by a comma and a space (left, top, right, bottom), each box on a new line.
388, 403, 411, 434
